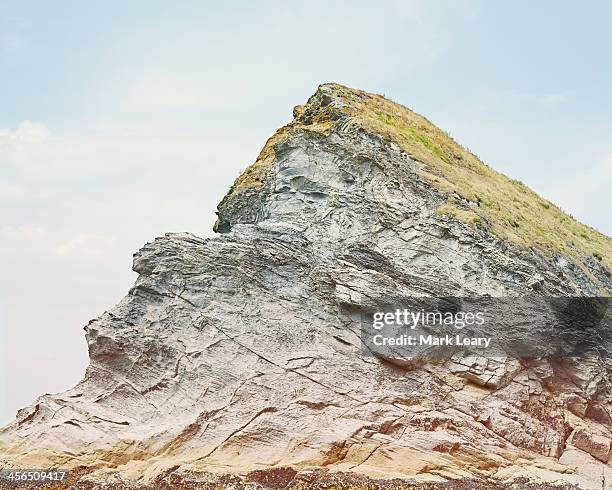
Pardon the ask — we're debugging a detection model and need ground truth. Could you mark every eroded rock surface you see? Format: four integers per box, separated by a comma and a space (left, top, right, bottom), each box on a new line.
1, 84, 610, 489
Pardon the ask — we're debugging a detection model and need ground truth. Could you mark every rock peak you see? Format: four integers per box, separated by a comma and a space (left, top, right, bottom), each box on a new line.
2, 84, 610, 489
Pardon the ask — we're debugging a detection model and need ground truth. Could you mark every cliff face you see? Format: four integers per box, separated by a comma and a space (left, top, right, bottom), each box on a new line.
1, 84, 610, 489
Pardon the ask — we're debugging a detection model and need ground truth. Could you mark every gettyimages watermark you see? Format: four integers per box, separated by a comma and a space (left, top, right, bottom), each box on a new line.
371, 308, 489, 347
359, 297, 611, 362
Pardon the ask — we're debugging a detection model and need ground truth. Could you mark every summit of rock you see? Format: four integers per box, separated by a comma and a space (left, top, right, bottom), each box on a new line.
217, 83, 610, 293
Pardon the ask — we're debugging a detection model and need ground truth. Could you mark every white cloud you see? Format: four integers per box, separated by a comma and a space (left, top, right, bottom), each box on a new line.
0, 226, 116, 259
55, 233, 116, 258
0, 224, 47, 242
0, 120, 49, 145
0, 118, 259, 182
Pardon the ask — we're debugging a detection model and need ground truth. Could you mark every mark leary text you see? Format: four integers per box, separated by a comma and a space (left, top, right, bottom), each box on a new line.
372, 334, 491, 348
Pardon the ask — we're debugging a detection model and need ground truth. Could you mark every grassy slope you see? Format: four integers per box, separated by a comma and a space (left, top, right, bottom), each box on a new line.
327, 84, 610, 274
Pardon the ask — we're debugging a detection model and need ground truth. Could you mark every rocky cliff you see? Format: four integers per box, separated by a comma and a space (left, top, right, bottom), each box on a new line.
1, 84, 611, 489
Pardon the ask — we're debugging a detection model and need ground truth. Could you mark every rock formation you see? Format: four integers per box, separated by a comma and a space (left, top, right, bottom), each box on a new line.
1, 84, 611, 489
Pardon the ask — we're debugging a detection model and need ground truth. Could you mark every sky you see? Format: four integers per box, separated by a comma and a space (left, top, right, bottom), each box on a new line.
1, 0, 611, 424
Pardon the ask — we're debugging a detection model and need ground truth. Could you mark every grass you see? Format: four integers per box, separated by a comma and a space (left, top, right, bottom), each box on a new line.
227, 83, 611, 278
437, 203, 481, 227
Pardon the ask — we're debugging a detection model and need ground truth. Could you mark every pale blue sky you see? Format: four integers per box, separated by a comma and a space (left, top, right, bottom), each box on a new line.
1, 1, 611, 423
